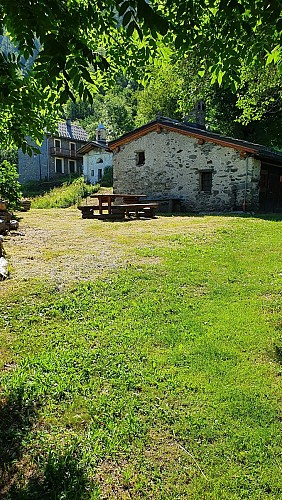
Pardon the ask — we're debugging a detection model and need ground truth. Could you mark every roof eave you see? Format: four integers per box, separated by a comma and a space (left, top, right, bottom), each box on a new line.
108, 121, 258, 154
77, 142, 110, 154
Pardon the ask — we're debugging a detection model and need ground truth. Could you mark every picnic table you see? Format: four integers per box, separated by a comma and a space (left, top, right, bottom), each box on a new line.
78, 193, 159, 220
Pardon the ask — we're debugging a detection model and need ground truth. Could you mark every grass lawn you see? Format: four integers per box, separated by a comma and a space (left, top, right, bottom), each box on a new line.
0, 211, 282, 499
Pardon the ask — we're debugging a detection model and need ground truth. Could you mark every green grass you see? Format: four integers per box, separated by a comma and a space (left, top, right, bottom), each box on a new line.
1, 215, 282, 499
30, 176, 99, 208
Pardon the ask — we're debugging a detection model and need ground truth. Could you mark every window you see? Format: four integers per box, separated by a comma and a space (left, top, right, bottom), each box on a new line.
55, 158, 63, 173
91, 170, 94, 177
54, 139, 61, 150
200, 171, 212, 193
97, 158, 103, 164
68, 159, 76, 173
69, 142, 76, 156
98, 168, 103, 181
136, 151, 145, 166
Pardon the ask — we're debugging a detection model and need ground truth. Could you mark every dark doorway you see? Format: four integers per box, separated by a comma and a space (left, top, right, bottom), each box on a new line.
259, 163, 282, 212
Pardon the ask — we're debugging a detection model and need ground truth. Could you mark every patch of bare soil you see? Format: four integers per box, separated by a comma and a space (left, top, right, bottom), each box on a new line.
1, 207, 224, 292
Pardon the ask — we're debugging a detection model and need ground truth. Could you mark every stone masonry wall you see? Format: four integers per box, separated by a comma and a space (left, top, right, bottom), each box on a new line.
19, 136, 85, 183
113, 130, 261, 211
18, 137, 48, 184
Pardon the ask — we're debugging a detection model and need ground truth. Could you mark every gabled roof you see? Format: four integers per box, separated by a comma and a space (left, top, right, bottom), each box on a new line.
77, 140, 110, 154
56, 121, 88, 142
108, 117, 282, 165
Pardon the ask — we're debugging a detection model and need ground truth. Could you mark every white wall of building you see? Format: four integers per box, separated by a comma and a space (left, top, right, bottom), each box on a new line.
83, 149, 113, 184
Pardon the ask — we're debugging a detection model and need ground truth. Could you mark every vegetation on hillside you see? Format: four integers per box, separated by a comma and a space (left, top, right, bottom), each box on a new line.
30, 176, 98, 209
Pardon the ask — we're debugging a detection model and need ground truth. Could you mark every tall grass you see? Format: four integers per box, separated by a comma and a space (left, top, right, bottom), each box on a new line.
31, 177, 99, 209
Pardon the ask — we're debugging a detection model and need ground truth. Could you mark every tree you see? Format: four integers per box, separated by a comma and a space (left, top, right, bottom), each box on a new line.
67, 79, 136, 139
0, 160, 22, 208
0, 0, 167, 149
1, 0, 282, 149
135, 56, 282, 149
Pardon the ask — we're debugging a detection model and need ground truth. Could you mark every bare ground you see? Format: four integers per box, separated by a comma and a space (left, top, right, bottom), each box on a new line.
1, 207, 224, 294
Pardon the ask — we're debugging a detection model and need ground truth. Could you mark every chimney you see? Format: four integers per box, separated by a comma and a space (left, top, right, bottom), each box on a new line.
184, 101, 206, 130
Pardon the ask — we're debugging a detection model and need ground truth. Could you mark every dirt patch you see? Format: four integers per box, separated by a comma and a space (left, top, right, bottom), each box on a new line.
1, 208, 226, 293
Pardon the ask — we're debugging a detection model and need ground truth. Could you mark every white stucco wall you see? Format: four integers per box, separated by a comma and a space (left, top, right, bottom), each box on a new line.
83, 149, 113, 184
113, 129, 261, 211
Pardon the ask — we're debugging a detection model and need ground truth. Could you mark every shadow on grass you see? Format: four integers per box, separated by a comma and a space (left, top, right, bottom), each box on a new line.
0, 388, 37, 496
0, 389, 91, 499
275, 345, 282, 365
158, 211, 282, 222
6, 453, 91, 500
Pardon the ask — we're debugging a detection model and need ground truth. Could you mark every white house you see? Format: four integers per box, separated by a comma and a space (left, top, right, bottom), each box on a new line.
78, 124, 113, 185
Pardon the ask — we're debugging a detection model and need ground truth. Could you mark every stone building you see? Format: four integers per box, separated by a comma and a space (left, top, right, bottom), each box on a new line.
78, 124, 112, 185
109, 116, 282, 212
18, 120, 88, 184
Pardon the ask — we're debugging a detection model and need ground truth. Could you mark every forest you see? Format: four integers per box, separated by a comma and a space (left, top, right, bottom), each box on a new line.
0, 0, 282, 153
64, 59, 282, 150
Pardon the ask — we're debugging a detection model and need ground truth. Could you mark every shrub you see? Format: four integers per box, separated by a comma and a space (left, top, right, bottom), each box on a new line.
100, 166, 113, 187
0, 160, 22, 209
31, 176, 99, 209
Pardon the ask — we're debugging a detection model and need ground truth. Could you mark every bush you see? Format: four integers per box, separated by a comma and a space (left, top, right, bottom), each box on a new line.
0, 160, 22, 209
31, 176, 99, 209
100, 166, 113, 187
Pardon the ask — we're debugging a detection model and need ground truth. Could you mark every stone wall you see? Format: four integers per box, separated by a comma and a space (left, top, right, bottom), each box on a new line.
113, 130, 261, 211
18, 136, 85, 183
18, 137, 48, 184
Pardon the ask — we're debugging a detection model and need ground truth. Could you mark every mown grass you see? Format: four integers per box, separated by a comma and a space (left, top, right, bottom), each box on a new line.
1, 215, 282, 499
30, 176, 99, 209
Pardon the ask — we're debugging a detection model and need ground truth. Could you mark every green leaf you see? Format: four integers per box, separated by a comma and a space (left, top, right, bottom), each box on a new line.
118, 2, 130, 16
122, 11, 132, 27
127, 21, 135, 37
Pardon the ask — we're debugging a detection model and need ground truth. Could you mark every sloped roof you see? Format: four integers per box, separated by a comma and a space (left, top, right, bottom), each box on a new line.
108, 117, 282, 165
56, 121, 88, 142
77, 140, 110, 154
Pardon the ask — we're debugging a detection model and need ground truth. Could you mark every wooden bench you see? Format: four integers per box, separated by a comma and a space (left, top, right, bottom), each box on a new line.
77, 205, 99, 218
112, 203, 159, 218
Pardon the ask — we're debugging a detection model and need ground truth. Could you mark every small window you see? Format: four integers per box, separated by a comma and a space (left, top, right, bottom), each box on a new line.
91, 170, 94, 177
69, 142, 76, 151
69, 160, 76, 173
55, 158, 63, 173
54, 139, 61, 149
200, 171, 212, 193
98, 168, 103, 181
97, 158, 103, 164
136, 151, 145, 166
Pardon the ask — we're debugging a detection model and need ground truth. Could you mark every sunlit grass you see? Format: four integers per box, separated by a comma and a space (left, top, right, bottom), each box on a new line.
1, 214, 282, 498
31, 176, 99, 209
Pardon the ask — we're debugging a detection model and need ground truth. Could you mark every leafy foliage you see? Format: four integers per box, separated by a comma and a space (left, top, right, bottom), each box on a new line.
1, 0, 282, 149
134, 56, 282, 148
31, 176, 98, 209
100, 166, 113, 187
0, 160, 22, 208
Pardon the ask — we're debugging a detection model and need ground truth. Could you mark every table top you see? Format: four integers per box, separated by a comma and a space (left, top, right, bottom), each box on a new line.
90, 193, 147, 199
